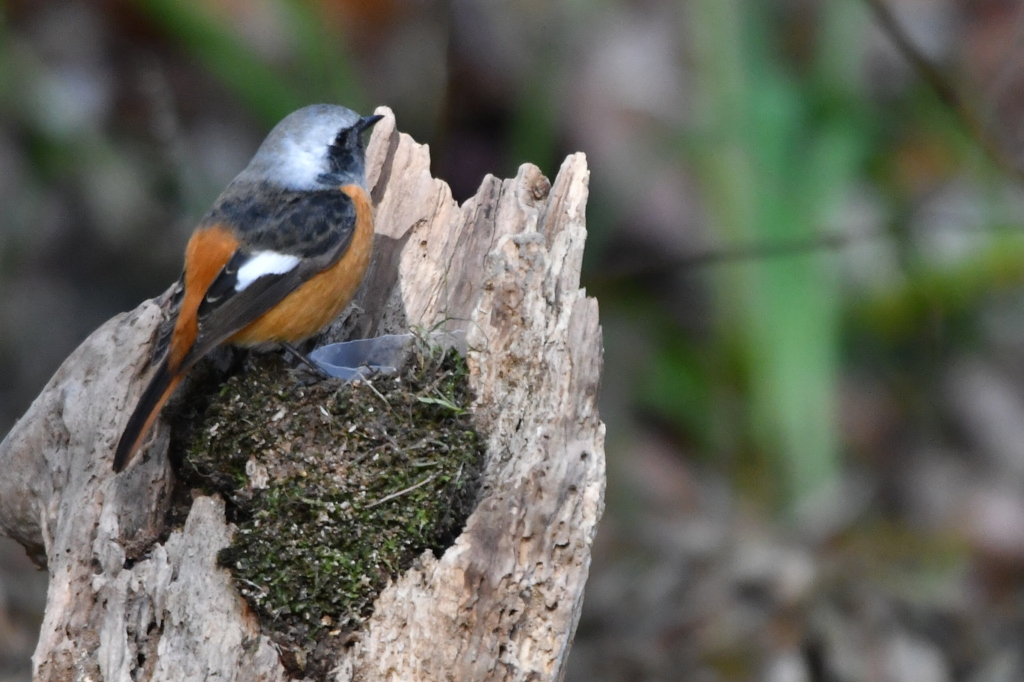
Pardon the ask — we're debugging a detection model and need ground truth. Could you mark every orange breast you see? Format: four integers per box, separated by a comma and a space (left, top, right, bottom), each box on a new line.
228, 184, 375, 346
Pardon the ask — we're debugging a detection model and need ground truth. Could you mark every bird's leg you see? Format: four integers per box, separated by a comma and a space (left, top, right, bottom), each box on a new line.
282, 341, 329, 378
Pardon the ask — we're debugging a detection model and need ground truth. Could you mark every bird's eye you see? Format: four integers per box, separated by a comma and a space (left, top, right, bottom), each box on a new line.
333, 127, 352, 147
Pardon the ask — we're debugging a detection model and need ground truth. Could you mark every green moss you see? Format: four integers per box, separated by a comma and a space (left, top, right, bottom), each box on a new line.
168, 342, 484, 676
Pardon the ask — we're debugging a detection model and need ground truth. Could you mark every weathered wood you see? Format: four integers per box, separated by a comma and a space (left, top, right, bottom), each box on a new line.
0, 107, 604, 681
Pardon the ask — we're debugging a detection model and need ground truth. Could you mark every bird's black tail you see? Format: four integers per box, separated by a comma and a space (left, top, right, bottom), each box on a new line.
113, 359, 182, 472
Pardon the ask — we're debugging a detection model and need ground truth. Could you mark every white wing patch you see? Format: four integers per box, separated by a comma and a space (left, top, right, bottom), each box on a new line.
235, 251, 301, 292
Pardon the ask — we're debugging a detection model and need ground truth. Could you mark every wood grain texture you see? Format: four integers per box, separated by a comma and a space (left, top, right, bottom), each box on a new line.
0, 106, 604, 682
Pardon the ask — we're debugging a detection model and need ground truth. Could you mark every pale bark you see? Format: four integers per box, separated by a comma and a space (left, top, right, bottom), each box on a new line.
0, 107, 605, 681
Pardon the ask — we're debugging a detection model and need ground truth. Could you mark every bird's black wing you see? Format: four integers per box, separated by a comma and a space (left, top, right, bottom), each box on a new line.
179, 187, 358, 369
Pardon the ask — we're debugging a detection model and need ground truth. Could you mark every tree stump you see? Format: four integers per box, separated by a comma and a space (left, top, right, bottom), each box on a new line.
0, 107, 605, 681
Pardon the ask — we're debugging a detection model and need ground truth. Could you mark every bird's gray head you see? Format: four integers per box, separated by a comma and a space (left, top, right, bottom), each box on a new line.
234, 104, 383, 191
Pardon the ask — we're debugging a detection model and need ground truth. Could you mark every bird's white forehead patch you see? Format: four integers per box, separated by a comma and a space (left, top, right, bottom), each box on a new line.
235, 251, 301, 291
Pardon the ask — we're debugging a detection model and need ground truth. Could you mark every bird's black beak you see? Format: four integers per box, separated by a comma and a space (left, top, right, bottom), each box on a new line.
358, 114, 384, 133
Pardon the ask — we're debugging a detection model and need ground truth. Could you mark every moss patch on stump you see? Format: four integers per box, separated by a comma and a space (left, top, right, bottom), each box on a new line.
168, 343, 484, 676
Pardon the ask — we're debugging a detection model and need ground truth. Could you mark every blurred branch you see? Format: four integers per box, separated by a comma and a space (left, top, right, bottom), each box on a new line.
591, 231, 883, 285
862, 0, 1024, 184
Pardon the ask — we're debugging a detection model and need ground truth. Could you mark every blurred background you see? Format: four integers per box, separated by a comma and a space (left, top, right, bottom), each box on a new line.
3, 0, 1024, 679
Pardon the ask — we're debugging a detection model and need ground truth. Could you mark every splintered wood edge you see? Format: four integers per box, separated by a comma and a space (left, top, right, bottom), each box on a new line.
0, 106, 604, 682
337, 108, 604, 681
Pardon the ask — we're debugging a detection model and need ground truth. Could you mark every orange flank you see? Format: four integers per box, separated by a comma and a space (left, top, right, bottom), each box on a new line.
229, 184, 375, 346
171, 226, 240, 370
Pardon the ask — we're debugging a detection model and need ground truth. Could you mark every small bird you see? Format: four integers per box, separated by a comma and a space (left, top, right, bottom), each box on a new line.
114, 104, 382, 472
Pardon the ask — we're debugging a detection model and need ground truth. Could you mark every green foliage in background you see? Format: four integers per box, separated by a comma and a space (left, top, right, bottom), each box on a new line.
662, 0, 868, 510
633, 0, 1024, 514
132, 0, 364, 125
